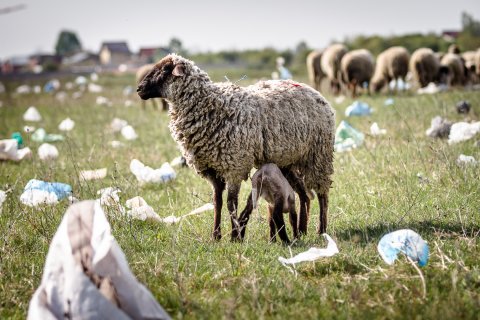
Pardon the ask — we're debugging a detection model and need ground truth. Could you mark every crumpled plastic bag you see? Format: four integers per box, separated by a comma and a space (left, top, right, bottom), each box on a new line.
456, 154, 477, 166
38, 143, 59, 161
20, 179, 72, 207
27, 200, 171, 320
334, 121, 364, 152
80, 168, 108, 181
16, 85, 31, 94
88, 83, 103, 93
96, 96, 111, 106
23, 106, 42, 122
121, 125, 138, 140
448, 121, 480, 144
370, 122, 386, 136
345, 101, 372, 117
32, 128, 64, 143
278, 234, 339, 266
384, 98, 394, 106
130, 160, 176, 184
125, 196, 162, 222
161, 203, 214, 225
377, 229, 429, 267
417, 82, 448, 94
44, 79, 60, 93
58, 118, 75, 131
110, 118, 128, 133
426, 116, 452, 139
0, 139, 32, 161
0, 190, 6, 213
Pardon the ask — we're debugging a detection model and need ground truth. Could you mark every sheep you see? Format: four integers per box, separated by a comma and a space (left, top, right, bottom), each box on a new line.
371, 46, 410, 93
306, 49, 325, 91
136, 64, 168, 111
462, 50, 479, 84
476, 49, 480, 79
448, 44, 460, 54
321, 43, 348, 94
340, 49, 374, 97
137, 54, 336, 241
440, 53, 466, 87
409, 48, 441, 88
243, 163, 299, 244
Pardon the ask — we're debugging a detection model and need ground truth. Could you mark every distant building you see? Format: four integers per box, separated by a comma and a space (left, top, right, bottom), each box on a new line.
442, 30, 460, 42
29, 53, 62, 72
138, 47, 170, 64
63, 51, 100, 72
99, 42, 132, 66
1, 55, 30, 74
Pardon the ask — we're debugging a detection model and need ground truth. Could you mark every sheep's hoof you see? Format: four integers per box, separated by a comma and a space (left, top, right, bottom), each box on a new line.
230, 229, 242, 242
212, 230, 222, 241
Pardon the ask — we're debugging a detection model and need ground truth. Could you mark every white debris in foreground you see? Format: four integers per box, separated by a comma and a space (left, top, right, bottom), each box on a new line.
0, 139, 32, 161
278, 234, 339, 266
58, 117, 75, 131
125, 196, 162, 222
370, 122, 387, 136
110, 118, 128, 133
0, 190, 6, 213
160, 203, 214, 225
23, 106, 42, 122
448, 122, 480, 144
130, 159, 176, 184
79, 168, 107, 181
20, 189, 59, 206
108, 140, 124, 148
38, 143, 59, 161
121, 125, 138, 140
97, 187, 122, 207
456, 154, 477, 166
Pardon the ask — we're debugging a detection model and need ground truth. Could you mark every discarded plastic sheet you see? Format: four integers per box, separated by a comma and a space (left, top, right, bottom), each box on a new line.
417, 82, 448, 94
370, 122, 387, 136
121, 125, 138, 140
55, 91, 67, 102
24, 126, 35, 133
79, 168, 107, 181
334, 121, 364, 152
377, 229, 429, 267
448, 121, 480, 144
16, 85, 31, 94
426, 116, 452, 139
110, 118, 128, 133
0, 190, 6, 213
384, 98, 394, 106
389, 79, 410, 91
161, 203, 214, 225
130, 159, 176, 184
11, 132, 23, 146
38, 143, 59, 161
20, 179, 72, 207
278, 234, 339, 266
456, 100, 470, 114
108, 140, 124, 148
334, 95, 346, 104
125, 196, 162, 222
88, 83, 103, 93
58, 118, 75, 131
27, 200, 171, 320
74, 75, 87, 85
456, 154, 477, 166
32, 128, 64, 143
23, 106, 42, 122
97, 187, 122, 207
43, 79, 60, 92
96, 96, 110, 106
170, 156, 186, 167
0, 139, 32, 161
345, 101, 372, 117
90, 72, 99, 82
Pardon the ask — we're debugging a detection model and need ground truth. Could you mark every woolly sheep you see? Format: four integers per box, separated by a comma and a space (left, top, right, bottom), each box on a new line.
306, 49, 325, 91
476, 49, 480, 78
371, 46, 410, 93
321, 43, 348, 94
409, 48, 441, 88
447, 44, 460, 54
440, 53, 466, 86
136, 64, 168, 111
340, 49, 374, 96
137, 54, 336, 240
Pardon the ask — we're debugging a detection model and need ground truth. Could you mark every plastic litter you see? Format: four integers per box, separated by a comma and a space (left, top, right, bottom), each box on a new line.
11, 132, 23, 147
345, 101, 372, 117
334, 95, 346, 104
33, 86, 41, 94
90, 72, 99, 82
58, 118, 75, 131
161, 203, 214, 225
20, 179, 72, 206
32, 128, 64, 142
334, 121, 364, 152
27, 200, 171, 320
38, 143, 59, 161
23, 106, 42, 122
110, 118, 128, 133
88, 83, 103, 93
79, 168, 107, 181
121, 125, 138, 140
16, 85, 31, 94
389, 79, 410, 91
55, 91, 67, 102
125, 196, 162, 222
448, 121, 480, 144
456, 154, 477, 166
456, 100, 470, 114
97, 187, 122, 208
96, 96, 110, 106
43, 79, 60, 93
426, 116, 452, 139
108, 140, 124, 148
417, 82, 448, 94
124, 100, 133, 108
384, 98, 394, 106
0, 190, 6, 213
24, 126, 35, 133
74, 76, 87, 85
370, 122, 387, 136
377, 229, 429, 267
130, 159, 176, 184
0, 139, 32, 161
278, 234, 339, 266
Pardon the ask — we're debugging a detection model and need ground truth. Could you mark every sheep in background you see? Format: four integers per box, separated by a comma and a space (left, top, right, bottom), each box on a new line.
462, 50, 479, 84
440, 53, 466, 87
448, 44, 460, 54
306, 49, 325, 91
371, 46, 410, 93
137, 54, 335, 240
409, 48, 441, 88
340, 49, 374, 97
476, 49, 480, 79
321, 43, 348, 94
136, 64, 168, 111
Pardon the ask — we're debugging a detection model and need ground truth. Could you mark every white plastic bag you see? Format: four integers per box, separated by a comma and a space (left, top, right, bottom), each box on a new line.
38, 143, 59, 161
448, 122, 480, 144
278, 234, 339, 265
80, 168, 107, 181
130, 160, 176, 184
0, 139, 32, 161
23, 106, 42, 122
58, 118, 75, 131
125, 196, 161, 222
121, 125, 138, 140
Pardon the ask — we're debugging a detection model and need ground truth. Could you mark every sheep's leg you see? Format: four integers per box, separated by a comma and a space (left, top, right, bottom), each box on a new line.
268, 205, 276, 243
160, 98, 168, 111
227, 183, 241, 241
281, 169, 309, 235
288, 203, 299, 240
203, 169, 225, 240
317, 192, 329, 234
272, 200, 290, 244
238, 192, 253, 240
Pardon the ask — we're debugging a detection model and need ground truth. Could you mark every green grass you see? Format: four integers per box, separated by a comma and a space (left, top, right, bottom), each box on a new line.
0, 73, 479, 319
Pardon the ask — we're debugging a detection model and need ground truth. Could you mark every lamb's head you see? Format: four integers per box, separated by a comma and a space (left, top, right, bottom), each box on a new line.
137, 54, 188, 100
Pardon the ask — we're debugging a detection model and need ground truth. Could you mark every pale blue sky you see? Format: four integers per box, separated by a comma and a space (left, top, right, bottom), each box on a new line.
0, 0, 478, 59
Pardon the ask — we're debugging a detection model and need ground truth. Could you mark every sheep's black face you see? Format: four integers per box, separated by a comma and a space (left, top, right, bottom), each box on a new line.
137, 57, 185, 100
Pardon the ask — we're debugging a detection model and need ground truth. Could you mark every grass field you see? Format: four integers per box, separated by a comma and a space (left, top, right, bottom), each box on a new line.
0, 70, 479, 319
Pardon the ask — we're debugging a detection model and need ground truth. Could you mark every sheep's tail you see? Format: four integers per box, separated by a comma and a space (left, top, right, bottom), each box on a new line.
251, 188, 258, 209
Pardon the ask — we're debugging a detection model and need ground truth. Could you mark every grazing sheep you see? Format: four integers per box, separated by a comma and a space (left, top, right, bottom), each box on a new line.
306, 49, 325, 91
340, 49, 374, 97
409, 48, 441, 88
136, 64, 168, 111
137, 54, 336, 240
440, 53, 466, 86
246, 163, 299, 244
461, 50, 479, 84
448, 44, 460, 54
476, 49, 480, 78
321, 44, 348, 94
371, 46, 410, 93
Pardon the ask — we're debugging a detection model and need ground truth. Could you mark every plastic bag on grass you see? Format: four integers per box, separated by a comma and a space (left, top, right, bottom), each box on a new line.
377, 229, 429, 267
345, 101, 372, 117
58, 118, 75, 131
130, 160, 176, 184
370, 122, 387, 136
334, 121, 364, 152
38, 143, 59, 161
23, 106, 42, 122
278, 234, 338, 266
0, 139, 32, 161
448, 122, 480, 144
0, 190, 6, 213
80, 168, 108, 181
125, 196, 162, 222
32, 128, 64, 142
20, 179, 72, 207
456, 154, 477, 166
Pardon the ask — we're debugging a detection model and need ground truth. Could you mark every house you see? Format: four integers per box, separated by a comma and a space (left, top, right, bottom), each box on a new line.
99, 42, 132, 66
1, 55, 30, 74
138, 47, 170, 64
442, 30, 460, 42
29, 53, 62, 72
62, 51, 100, 72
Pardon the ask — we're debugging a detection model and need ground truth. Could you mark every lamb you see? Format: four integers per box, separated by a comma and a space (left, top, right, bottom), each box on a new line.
306, 49, 325, 91
340, 49, 374, 97
440, 53, 466, 86
321, 43, 348, 94
137, 54, 336, 241
136, 64, 168, 111
371, 46, 410, 93
244, 163, 299, 244
409, 48, 441, 88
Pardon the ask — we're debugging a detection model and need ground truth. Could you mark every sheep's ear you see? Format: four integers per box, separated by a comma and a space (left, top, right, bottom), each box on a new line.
172, 64, 185, 77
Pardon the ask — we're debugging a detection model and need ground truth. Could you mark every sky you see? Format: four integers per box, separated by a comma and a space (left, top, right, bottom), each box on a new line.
0, 0, 479, 59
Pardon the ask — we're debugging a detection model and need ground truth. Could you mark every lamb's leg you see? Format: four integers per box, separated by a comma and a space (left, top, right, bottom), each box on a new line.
272, 200, 290, 244
268, 205, 276, 243
317, 192, 329, 234
238, 192, 253, 240
288, 202, 299, 240
281, 169, 309, 235
203, 169, 225, 240
227, 183, 241, 241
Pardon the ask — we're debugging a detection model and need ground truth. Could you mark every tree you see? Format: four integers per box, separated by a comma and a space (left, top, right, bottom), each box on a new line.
55, 30, 82, 57
457, 12, 480, 51
168, 37, 186, 55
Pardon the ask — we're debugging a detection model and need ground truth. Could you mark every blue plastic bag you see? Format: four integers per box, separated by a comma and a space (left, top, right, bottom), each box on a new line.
345, 101, 372, 117
334, 121, 364, 152
24, 179, 72, 200
377, 229, 429, 267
